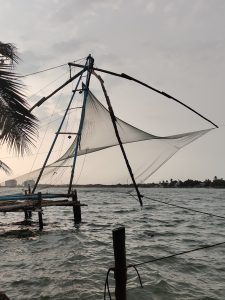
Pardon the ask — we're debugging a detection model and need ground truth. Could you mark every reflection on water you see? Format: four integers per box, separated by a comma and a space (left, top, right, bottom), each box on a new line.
0, 187, 225, 299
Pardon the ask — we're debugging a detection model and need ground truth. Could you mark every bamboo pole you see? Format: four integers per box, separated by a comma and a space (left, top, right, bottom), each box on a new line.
95, 73, 143, 206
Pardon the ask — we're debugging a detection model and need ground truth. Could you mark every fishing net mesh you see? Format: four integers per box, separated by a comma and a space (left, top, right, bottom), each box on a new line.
3, 85, 212, 189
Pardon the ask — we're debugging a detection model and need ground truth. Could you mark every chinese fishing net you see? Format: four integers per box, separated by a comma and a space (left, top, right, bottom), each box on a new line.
2, 81, 213, 189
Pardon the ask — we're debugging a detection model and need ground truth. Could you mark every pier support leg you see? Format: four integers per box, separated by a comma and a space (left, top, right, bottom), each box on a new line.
72, 190, 81, 224
38, 210, 43, 231
27, 185, 32, 219
37, 192, 43, 231
113, 226, 127, 300
24, 210, 29, 220
24, 186, 32, 221
0, 291, 10, 300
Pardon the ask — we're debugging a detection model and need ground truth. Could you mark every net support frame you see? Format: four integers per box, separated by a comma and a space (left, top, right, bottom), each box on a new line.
94, 71, 143, 206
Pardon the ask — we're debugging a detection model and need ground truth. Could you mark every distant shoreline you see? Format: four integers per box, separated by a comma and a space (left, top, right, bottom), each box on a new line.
1, 176, 225, 189
1, 181, 225, 189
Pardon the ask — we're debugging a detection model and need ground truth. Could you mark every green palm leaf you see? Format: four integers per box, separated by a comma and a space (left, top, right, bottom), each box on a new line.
0, 42, 38, 174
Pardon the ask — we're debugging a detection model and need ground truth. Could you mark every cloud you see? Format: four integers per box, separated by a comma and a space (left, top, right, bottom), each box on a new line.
145, 1, 155, 14
18, 50, 54, 75
1, 0, 225, 180
50, 0, 122, 23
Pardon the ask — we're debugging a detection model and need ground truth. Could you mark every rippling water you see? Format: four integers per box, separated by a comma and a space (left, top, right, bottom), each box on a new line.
0, 187, 225, 300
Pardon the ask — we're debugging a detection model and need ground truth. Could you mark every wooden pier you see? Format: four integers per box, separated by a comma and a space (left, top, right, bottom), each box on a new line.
0, 191, 87, 230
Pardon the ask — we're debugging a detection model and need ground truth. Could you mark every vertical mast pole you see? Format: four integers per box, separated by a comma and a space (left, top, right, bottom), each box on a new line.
32, 63, 88, 194
68, 55, 94, 194
94, 73, 143, 206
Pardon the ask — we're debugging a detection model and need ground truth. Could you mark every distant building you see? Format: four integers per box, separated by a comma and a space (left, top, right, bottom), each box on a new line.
23, 180, 35, 188
5, 179, 17, 187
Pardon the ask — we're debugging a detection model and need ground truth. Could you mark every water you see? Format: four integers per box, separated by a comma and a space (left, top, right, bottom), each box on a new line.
0, 187, 225, 299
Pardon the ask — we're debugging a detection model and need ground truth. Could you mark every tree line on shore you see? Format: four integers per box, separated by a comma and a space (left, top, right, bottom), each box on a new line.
139, 176, 225, 188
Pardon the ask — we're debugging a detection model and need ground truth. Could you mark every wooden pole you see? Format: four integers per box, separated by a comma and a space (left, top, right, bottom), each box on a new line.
69, 62, 218, 128
24, 210, 29, 220
68, 55, 94, 194
72, 190, 81, 224
32, 63, 87, 194
30, 68, 86, 112
37, 192, 43, 231
95, 73, 143, 206
24, 190, 29, 220
27, 184, 32, 218
113, 227, 127, 300
0, 291, 10, 300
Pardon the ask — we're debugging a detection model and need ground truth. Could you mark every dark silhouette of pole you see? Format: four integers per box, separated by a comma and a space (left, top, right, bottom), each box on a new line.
37, 192, 43, 230
68, 54, 94, 194
31, 62, 88, 194
95, 72, 143, 206
69, 62, 218, 129
72, 190, 81, 223
113, 227, 127, 300
29, 68, 86, 112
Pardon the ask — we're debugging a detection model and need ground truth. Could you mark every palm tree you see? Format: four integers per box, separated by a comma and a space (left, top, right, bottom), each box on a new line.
0, 42, 38, 174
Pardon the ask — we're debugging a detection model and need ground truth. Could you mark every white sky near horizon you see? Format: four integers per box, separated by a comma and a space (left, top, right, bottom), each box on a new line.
0, 0, 225, 183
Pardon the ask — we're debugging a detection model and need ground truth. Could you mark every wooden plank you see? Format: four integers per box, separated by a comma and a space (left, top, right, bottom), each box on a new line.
0, 201, 87, 212
0, 200, 20, 206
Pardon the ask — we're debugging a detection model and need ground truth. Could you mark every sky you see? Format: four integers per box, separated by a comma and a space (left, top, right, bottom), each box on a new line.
0, 0, 225, 183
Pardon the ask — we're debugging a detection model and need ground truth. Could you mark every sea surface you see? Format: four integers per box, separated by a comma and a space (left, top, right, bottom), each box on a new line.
0, 187, 225, 300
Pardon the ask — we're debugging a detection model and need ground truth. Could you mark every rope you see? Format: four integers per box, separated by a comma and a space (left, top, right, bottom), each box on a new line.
129, 240, 225, 268
38, 104, 82, 129
20, 56, 87, 78
129, 265, 143, 288
75, 150, 87, 184
104, 267, 113, 300
27, 69, 69, 102
71, 63, 219, 129
115, 190, 225, 221
29, 90, 64, 174
103, 266, 143, 300
20, 63, 68, 78
144, 195, 225, 220
104, 240, 225, 294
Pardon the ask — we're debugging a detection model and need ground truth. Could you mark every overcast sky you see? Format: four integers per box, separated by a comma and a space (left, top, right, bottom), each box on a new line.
0, 0, 225, 182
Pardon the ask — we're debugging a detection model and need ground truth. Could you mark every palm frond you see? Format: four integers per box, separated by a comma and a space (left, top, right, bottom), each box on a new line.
0, 42, 38, 173
0, 57, 27, 108
0, 42, 19, 64
0, 103, 37, 154
0, 160, 12, 175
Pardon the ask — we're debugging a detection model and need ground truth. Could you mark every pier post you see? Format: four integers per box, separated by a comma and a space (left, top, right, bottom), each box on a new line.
0, 291, 10, 300
112, 226, 127, 300
37, 192, 43, 231
24, 190, 29, 221
28, 210, 32, 219
24, 210, 29, 220
24, 187, 32, 220
27, 184, 32, 218
72, 190, 81, 224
